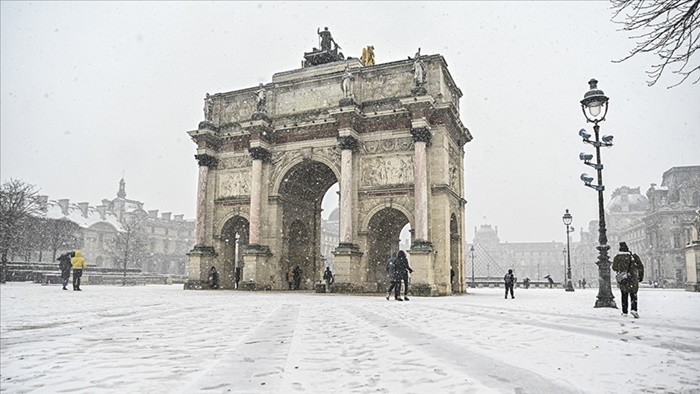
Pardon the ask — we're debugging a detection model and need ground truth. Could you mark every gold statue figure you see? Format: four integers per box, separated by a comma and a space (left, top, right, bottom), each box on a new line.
361, 45, 375, 66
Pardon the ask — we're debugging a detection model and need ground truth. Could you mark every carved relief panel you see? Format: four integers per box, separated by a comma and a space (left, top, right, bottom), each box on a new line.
359, 137, 413, 155
218, 170, 251, 198
218, 155, 252, 170
361, 155, 414, 187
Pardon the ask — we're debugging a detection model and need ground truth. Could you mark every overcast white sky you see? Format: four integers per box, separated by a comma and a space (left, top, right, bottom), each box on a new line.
2, 1, 698, 243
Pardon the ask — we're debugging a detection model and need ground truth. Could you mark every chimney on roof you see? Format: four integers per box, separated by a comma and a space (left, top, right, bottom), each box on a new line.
77, 202, 89, 218
57, 199, 70, 216
174, 214, 183, 221
96, 205, 107, 219
161, 212, 171, 221
148, 210, 159, 219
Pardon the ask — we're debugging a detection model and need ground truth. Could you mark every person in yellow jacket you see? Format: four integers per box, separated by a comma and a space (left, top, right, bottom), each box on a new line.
71, 250, 87, 291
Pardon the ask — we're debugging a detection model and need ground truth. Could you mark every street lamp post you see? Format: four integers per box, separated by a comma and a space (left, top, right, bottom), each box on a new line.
470, 245, 475, 287
562, 209, 575, 292
578, 78, 617, 308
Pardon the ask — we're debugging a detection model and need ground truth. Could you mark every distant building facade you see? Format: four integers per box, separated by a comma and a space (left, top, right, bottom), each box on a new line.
685, 210, 700, 292
595, 166, 700, 287
32, 179, 194, 276
320, 208, 340, 271
469, 224, 567, 282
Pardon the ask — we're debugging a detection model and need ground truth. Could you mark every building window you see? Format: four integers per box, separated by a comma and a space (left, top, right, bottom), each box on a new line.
673, 233, 682, 249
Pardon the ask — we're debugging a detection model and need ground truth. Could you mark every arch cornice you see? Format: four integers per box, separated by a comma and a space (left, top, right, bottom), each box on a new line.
270, 152, 341, 196
360, 201, 414, 233
214, 212, 250, 239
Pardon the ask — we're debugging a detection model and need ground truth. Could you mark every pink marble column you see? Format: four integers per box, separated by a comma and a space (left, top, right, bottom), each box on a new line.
194, 154, 218, 246
338, 136, 358, 245
411, 128, 431, 242
248, 147, 269, 245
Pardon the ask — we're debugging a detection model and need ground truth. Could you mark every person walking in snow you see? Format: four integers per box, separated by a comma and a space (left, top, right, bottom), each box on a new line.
293, 265, 302, 290
286, 267, 294, 290
234, 266, 241, 289
385, 252, 400, 300
395, 250, 413, 301
504, 269, 515, 299
57, 251, 74, 291
323, 267, 334, 292
208, 266, 219, 289
581, 278, 587, 289
544, 274, 554, 289
612, 242, 644, 318
71, 250, 86, 291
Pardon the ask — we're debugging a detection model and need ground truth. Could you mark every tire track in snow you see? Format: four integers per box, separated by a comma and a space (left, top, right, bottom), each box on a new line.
419, 303, 700, 354
179, 303, 300, 393
345, 304, 582, 394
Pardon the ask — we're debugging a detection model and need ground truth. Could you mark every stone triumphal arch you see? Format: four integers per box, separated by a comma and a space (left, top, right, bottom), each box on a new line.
186, 39, 472, 295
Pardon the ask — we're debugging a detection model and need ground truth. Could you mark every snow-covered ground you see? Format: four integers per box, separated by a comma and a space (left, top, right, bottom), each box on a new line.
1, 283, 699, 394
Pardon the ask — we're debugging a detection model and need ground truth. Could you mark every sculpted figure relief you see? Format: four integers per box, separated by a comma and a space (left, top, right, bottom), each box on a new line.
361, 45, 375, 66
362, 156, 414, 187
317, 27, 339, 52
219, 172, 251, 198
341, 66, 354, 99
413, 52, 426, 87
254, 83, 267, 113
203, 93, 214, 121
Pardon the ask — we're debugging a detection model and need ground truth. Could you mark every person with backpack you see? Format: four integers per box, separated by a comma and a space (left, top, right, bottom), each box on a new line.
504, 269, 515, 299
612, 242, 645, 318
323, 267, 334, 292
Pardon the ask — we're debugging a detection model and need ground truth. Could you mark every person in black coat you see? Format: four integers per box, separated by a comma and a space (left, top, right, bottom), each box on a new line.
612, 242, 645, 318
504, 269, 515, 299
395, 250, 413, 301
57, 251, 74, 291
544, 274, 554, 289
208, 266, 219, 289
385, 252, 400, 300
323, 267, 334, 291
234, 266, 241, 289
293, 265, 302, 290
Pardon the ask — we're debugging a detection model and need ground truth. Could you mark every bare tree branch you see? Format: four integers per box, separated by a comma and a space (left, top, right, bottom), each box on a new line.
612, 0, 700, 88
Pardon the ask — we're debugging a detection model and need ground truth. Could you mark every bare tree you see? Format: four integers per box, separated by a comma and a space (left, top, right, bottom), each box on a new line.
39, 218, 83, 261
612, 0, 700, 88
0, 179, 41, 283
109, 214, 148, 286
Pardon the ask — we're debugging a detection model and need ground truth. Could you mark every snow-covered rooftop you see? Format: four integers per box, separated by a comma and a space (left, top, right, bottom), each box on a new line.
41, 200, 123, 231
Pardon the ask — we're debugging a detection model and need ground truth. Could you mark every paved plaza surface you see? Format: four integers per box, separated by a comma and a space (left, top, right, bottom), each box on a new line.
1, 283, 699, 394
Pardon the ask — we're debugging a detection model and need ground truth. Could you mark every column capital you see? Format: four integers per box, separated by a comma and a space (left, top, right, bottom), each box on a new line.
337, 136, 358, 151
411, 127, 432, 144
249, 146, 271, 161
194, 153, 219, 168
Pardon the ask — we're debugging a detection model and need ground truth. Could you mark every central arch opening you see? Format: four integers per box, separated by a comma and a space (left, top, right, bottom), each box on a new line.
279, 160, 338, 290
367, 208, 411, 292
221, 216, 249, 289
